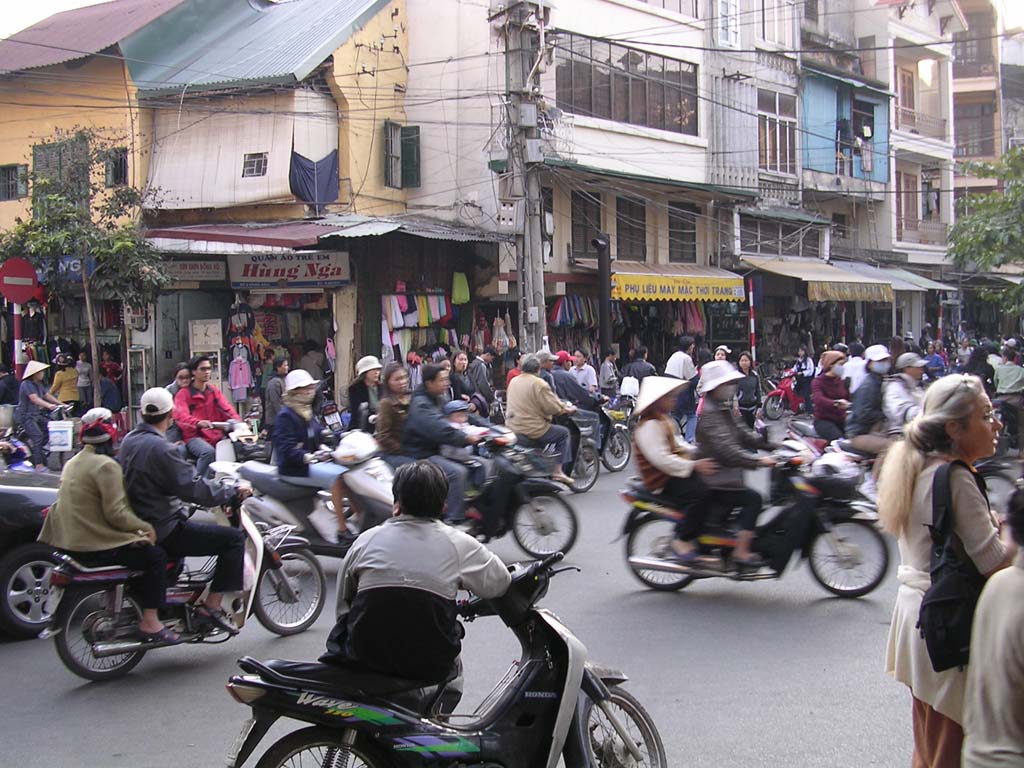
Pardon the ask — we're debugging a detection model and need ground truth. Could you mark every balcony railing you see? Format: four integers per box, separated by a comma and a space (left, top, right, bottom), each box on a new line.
895, 107, 947, 141
896, 218, 948, 246
953, 59, 997, 79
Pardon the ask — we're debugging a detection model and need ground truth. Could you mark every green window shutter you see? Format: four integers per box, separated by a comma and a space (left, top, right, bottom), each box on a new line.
16, 165, 28, 198
383, 120, 400, 188
400, 126, 420, 189
105, 155, 115, 188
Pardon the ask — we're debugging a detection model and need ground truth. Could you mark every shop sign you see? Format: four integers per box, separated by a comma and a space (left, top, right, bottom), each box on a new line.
166, 260, 226, 283
611, 273, 746, 303
228, 251, 350, 289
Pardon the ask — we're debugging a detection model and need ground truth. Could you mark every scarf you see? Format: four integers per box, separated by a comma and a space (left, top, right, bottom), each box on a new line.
283, 390, 314, 422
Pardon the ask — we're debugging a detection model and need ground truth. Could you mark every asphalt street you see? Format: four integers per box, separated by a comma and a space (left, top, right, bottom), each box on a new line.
0, 465, 908, 768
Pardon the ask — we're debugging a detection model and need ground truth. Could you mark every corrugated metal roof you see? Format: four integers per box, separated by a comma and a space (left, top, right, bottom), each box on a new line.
737, 206, 830, 225
0, 0, 185, 74
146, 222, 330, 248
840, 262, 926, 292
122, 0, 390, 95
320, 214, 513, 243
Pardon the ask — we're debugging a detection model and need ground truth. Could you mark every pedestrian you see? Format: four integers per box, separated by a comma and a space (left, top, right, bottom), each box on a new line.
664, 336, 698, 382
713, 345, 731, 362
262, 355, 289, 436
49, 354, 80, 413
570, 349, 598, 393
923, 341, 945, 380
735, 351, 761, 430
793, 346, 814, 415
298, 340, 326, 380
622, 346, 657, 382
347, 355, 382, 432
0, 364, 18, 406
845, 342, 868, 394
505, 350, 524, 389
15, 360, 63, 470
964, 347, 995, 395
879, 375, 1014, 768
466, 347, 497, 405
962, 488, 1023, 767
811, 350, 849, 442
599, 349, 619, 398
75, 351, 93, 409
451, 351, 477, 407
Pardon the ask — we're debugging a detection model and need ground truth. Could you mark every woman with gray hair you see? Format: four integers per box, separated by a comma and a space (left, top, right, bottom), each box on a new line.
879, 374, 1017, 767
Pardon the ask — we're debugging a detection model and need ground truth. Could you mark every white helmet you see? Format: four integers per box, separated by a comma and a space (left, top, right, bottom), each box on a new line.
140, 387, 175, 417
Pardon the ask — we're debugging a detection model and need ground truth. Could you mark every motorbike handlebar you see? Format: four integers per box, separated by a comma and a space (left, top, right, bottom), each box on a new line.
457, 552, 566, 621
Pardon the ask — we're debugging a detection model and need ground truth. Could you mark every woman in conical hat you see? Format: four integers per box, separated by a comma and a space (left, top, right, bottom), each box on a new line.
15, 360, 63, 470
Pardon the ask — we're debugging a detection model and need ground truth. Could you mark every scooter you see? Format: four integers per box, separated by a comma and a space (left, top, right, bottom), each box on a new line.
762, 368, 806, 420
224, 432, 395, 559
621, 444, 890, 598
458, 426, 579, 558
598, 403, 632, 473
42, 490, 327, 681
223, 553, 668, 768
556, 409, 601, 494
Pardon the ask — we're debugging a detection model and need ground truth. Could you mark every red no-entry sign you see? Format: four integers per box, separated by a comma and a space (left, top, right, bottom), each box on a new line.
0, 258, 39, 305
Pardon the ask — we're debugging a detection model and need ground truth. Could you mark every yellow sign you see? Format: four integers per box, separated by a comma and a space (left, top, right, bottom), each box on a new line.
611, 273, 746, 303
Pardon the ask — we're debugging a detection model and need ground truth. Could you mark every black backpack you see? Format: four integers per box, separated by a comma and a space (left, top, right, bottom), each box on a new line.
916, 461, 987, 673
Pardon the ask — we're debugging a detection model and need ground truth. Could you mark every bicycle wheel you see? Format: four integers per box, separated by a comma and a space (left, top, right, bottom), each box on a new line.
581, 686, 668, 768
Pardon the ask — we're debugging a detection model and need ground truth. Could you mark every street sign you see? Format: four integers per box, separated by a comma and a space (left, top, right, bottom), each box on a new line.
0, 258, 38, 304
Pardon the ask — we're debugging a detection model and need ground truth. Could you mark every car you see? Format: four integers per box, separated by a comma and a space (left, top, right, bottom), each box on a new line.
0, 470, 60, 639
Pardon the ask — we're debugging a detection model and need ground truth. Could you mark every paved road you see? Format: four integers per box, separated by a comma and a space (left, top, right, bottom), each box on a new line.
0, 466, 908, 768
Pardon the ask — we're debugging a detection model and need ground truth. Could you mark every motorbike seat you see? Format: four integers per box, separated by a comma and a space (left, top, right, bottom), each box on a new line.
789, 421, 820, 439
626, 482, 682, 509
835, 439, 876, 459
237, 462, 320, 502
240, 656, 456, 715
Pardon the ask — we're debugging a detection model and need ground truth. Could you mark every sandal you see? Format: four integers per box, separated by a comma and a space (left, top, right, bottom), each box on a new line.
733, 554, 765, 569
139, 627, 182, 645
194, 604, 239, 635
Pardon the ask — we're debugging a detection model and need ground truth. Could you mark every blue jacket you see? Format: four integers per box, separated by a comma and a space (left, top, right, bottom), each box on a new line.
274, 407, 322, 477
402, 386, 471, 459
846, 372, 884, 437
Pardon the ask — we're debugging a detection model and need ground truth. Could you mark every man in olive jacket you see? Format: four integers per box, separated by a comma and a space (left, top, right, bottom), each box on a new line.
505, 354, 574, 485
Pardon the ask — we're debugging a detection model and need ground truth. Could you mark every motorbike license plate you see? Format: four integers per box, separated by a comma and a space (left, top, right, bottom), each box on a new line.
225, 717, 256, 768
325, 412, 342, 428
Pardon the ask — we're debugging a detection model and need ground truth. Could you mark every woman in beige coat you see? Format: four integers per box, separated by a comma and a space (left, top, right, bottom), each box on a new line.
878, 375, 1016, 767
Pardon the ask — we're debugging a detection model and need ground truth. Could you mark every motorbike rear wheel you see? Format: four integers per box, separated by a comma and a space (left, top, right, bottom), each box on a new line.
808, 519, 889, 598
254, 726, 389, 768
763, 394, 784, 421
254, 549, 326, 636
625, 517, 696, 591
581, 685, 669, 768
54, 586, 147, 681
601, 429, 632, 473
570, 444, 600, 493
512, 492, 578, 558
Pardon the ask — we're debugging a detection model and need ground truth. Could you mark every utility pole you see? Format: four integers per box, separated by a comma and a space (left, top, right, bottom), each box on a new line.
494, 0, 549, 353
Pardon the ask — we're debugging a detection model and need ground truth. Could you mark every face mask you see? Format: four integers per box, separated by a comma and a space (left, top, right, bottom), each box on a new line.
831, 363, 845, 377
292, 389, 316, 404
711, 384, 738, 402
869, 361, 891, 375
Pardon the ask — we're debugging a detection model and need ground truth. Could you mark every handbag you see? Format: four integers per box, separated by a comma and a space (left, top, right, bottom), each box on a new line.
916, 460, 987, 673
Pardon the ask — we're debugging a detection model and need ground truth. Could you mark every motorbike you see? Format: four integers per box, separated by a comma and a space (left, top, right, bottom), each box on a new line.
42, 490, 328, 681
554, 409, 600, 494
787, 419, 828, 457
223, 552, 668, 768
598, 403, 632, 473
762, 368, 806, 421
621, 444, 890, 598
460, 426, 579, 558
489, 388, 507, 425
227, 432, 396, 559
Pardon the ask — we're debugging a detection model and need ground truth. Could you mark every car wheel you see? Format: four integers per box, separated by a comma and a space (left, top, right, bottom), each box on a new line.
0, 543, 59, 639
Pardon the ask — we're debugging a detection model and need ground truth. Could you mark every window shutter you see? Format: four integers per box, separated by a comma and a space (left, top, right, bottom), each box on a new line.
16, 165, 28, 198
400, 126, 420, 189
105, 155, 115, 188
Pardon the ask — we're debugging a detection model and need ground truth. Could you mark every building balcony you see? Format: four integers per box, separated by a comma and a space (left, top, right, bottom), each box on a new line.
953, 58, 997, 79
895, 107, 947, 141
896, 218, 948, 246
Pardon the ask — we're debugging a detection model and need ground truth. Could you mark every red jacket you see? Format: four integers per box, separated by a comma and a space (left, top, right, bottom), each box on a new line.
173, 385, 240, 445
811, 374, 849, 425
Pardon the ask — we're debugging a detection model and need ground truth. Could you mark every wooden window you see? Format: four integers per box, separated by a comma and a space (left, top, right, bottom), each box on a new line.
384, 121, 420, 189
668, 202, 698, 263
616, 197, 646, 261
241, 152, 268, 178
104, 147, 128, 188
758, 89, 797, 175
0, 164, 28, 201
571, 190, 602, 258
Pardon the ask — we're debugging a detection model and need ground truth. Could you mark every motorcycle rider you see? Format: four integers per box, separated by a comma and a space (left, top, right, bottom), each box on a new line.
632, 376, 718, 565
15, 360, 64, 470
322, 460, 512, 683
506, 354, 575, 486
811, 350, 850, 442
846, 344, 894, 456
696, 361, 776, 567
120, 387, 249, 635
570, 349, 599, 393
994, 345, 1024, 457
38, 408, 179, 643
172, 355, 241, 477
552, 350, 604, 412
883, 352, 926, 437
402, 362, 483, 524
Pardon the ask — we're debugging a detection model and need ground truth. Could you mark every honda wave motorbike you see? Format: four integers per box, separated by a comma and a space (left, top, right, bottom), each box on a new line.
622, 445, 889, 598
556, 409, 600, 494
224, 432, 395, 559
43, 491, 327, 681
787, 420, 828, 457
598, 403, 632, 473
223, 553, 668, 768
459, 426, 579, 558
762, 368, 805, 420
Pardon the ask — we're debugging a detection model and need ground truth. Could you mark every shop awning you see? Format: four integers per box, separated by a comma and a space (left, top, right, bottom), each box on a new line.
802, 62, 894, 98
742, 255, 893, 302
885, 267, 956, 292
575, 259, 746, 302
837, 262, 926, 292
543, 158, 757, 201
318, 214, 513, 243
737, 207, 830, 225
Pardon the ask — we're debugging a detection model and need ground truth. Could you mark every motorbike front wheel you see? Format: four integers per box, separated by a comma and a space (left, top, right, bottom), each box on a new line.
581, 685, 669, 768
570, 444, 600, 493
763, 394, 784, 421
54, 586, 147, 681
624, 517, 695, 592
254, 726, 389, 768
254, 549, 326, 636
512, 492, 579, 558
808, 519, 889, 598
601, 429, 632, 473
